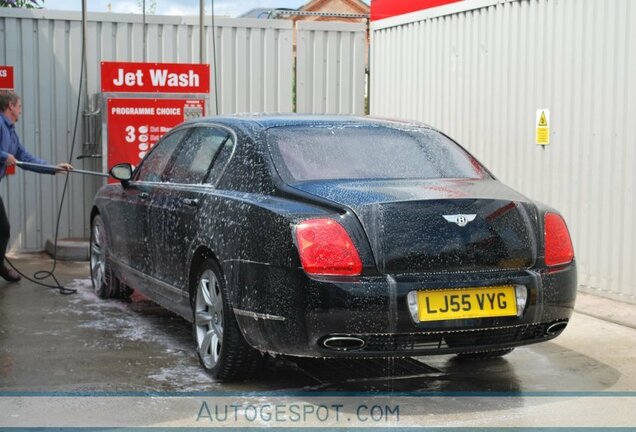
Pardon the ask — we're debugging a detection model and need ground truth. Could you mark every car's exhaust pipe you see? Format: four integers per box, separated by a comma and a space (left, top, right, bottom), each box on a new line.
546, 321, 568, 336
322, 336, 366, 351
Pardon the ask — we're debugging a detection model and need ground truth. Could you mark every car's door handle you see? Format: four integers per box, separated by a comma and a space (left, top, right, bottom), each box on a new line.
182, 198, 200, 207
139, 192, 150, 200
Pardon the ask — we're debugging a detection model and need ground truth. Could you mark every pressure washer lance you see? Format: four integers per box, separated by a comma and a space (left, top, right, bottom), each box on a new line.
15, 161, 110, 178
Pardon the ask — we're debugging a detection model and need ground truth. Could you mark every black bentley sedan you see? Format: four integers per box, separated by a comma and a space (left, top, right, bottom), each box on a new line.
90, 115, 576, 381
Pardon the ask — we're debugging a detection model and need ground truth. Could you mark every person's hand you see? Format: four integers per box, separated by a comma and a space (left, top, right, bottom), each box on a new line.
4, 154, 16, 167
55, 162, 73, 174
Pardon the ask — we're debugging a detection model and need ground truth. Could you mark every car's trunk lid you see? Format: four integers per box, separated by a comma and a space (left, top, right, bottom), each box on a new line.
291, 179, 538, 274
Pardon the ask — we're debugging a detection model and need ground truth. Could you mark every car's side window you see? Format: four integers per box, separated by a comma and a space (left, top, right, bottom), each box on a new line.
165, 126, 232, 184
134, 129, 188, 182
206, 132, 235, 185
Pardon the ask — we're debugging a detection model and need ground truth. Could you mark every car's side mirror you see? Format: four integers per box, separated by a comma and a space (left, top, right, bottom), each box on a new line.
109, 163, 133, 186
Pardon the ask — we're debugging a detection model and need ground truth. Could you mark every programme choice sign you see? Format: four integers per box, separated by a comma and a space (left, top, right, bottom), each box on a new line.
106, 98, 205, 171
101, 61, 209, 179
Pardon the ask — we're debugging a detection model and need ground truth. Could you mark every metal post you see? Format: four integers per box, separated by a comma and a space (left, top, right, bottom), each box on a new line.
81, 0, 90, 155
81, 0, 88, 107
142, 0, 147, 61
210, 0, 219, 114
200, 0, 205, 63
366, 17, 371, 115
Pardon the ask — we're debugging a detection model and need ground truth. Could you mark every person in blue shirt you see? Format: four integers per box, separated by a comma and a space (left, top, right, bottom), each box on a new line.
0, 90, 73, 282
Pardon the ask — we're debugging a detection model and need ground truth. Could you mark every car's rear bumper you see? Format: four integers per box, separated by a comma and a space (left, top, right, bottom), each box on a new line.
230, 261, 577, 357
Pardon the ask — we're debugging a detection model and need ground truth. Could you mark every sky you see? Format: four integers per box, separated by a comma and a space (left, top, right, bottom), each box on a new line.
45, 1, 314, 18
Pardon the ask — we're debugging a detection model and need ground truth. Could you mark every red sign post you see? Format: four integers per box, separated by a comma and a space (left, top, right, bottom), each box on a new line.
100, 61, 210, 180
1, 65, 16, 175
0, 66, 14, 90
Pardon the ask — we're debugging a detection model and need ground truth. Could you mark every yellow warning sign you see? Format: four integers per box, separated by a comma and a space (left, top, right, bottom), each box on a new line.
536, 109, 550, 145
536, 127, 549, 144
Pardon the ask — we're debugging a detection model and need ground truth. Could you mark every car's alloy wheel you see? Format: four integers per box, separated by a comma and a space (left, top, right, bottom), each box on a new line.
90, 214, 130, 300
192, 259, 263, 381
90, 215, 112, 298
194, 268, 224, 370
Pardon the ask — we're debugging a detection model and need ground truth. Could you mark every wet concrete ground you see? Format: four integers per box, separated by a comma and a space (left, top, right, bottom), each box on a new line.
1, 254, 636, 427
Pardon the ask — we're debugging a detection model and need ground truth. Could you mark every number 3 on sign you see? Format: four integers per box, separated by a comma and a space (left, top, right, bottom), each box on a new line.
125, 125, 136, 143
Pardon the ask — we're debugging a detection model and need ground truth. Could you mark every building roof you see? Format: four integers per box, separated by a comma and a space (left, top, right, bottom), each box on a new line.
238, 8, 278, 19
300, 0, 369, 14
239, 0, 369, 19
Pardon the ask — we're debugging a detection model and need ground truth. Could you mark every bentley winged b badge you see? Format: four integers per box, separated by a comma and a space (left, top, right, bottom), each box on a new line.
443, 214, 477, 227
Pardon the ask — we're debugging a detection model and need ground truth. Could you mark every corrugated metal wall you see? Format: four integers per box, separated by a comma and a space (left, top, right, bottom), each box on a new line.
297, 21, 366, 114
0, 9, 90, 252
0, 9, 292, 253
0, 8, 366, 253
370, 0, 636, 303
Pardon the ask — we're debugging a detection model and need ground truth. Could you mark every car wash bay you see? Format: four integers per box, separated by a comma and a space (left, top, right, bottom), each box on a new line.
1, 1, 636, 428
1, 255, 635, 427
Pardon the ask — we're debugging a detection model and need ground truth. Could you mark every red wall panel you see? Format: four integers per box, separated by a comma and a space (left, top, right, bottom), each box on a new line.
370, 0, 463, 21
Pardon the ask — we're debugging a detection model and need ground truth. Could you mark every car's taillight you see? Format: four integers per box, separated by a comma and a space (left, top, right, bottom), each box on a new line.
294, 218, 363, 276
544, 213, 574, 267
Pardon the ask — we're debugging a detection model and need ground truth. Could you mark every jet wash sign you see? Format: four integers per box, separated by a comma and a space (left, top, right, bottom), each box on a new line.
101, 62, 209, 179
101, 61, 209, 93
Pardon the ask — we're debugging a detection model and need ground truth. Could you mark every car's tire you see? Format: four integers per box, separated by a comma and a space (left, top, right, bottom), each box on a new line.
90, 214, 131, 300
192, 258, 263, 381
455, 348, 515, 360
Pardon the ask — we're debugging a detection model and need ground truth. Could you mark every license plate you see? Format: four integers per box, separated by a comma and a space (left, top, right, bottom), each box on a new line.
416, 286, 517, 322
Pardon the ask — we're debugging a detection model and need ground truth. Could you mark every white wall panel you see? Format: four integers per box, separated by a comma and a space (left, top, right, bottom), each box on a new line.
371, 0, 636, 303
297, 21, 366, 114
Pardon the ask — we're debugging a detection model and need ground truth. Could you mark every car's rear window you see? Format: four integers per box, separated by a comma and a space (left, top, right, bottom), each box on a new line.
266, 125, 488, 182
